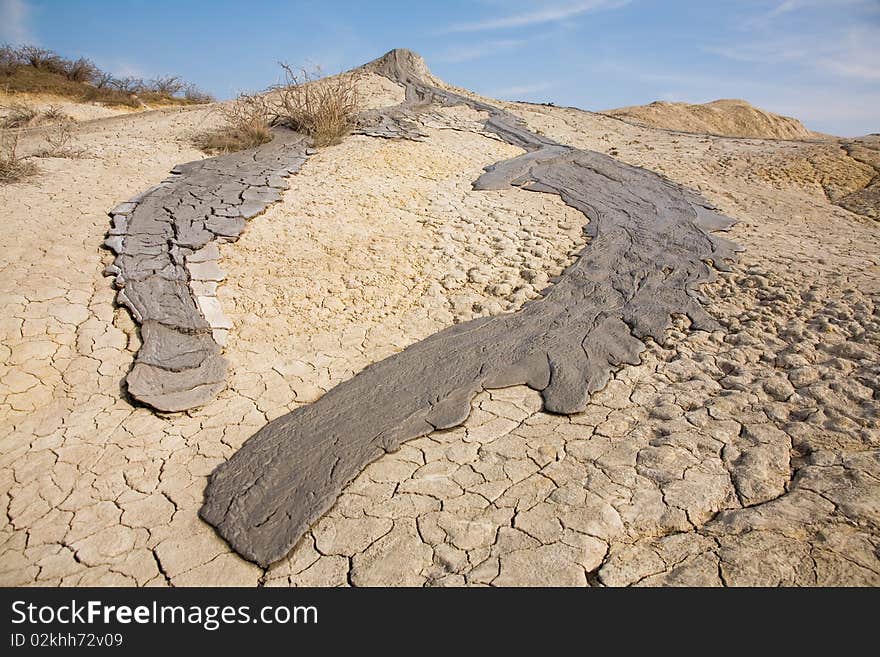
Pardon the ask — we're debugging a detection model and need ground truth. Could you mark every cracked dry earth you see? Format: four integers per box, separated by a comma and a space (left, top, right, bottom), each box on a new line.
1, 70, 878, 587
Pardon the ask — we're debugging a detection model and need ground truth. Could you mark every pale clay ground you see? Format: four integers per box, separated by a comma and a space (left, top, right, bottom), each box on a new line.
0, 73, 877, 586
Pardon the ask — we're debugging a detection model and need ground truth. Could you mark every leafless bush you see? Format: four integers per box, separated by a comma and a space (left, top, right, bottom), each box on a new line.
148, 75, 184, 96
182, 82, 214, 103
63, 57, 99, 83
194, 92, 272, 154
0, 129, 37, 183
35, 118, 83, 158
42, 104, 67, 121
269, 63, 361, 147
0, 44, 19, 76
17, 45, 65, 73
93, 71, 115, 88
1, 101, 39, 128
112, 76, 146, 94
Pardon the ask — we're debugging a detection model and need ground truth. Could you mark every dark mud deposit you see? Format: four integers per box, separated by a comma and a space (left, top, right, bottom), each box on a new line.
104, 130, 309, 412
199, 50, 742, 566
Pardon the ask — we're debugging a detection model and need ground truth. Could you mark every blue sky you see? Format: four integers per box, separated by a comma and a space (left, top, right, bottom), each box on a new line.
2, 0, 878, 136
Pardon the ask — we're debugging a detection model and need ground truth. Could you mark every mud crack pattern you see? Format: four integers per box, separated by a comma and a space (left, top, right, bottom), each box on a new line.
200, 50, 742, 566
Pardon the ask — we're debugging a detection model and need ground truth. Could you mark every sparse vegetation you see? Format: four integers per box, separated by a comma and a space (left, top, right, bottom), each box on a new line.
1, 101, 70, 128
16, 45, 64, 72
148, 75, 185, 96
271, 63, 361, 146
35, 118, 84, 158
63, 57, 100, 83
183, 82, 214, 104
193, 62, 361, 155
1, 101, 39, 128
41, 104, 67, 122
0, 43, 214, 108
0, 129, 37, 183
194, 92, 272, 154
0, 45, 18, 76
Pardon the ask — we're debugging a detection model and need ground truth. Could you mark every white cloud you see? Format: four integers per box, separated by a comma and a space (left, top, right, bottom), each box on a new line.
445, 0, 629, 32
0, 0, 31, 43
433, 39, 529, 63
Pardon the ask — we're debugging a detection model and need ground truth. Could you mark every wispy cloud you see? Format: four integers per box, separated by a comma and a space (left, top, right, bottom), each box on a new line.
487, 81, 557, 99
706, 24, 880, 81
766, 0, 804, 19
815, 26, 880, 80
444, 0, 629, 33
0, 0, 31, 43
433, 39, 529, 63
743, 0, 878, 30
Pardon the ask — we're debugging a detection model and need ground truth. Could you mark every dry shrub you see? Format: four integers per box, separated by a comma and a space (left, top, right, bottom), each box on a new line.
1, 102, 39, 128
193, 62, 361, 154
183, 83, 214, 104
0, 44, 18, 76
194, 92, 272, 154
270, 63, 361, 146
0, 130, 37, 183
35, 118, 83, 158
148, 75, 184, 96
42, 104, 67, 121
17, 45, 65, 73
1, 102, 70, 128
63, 57, 99, 83
112, 76, 145, 94
93, 71, 115, 89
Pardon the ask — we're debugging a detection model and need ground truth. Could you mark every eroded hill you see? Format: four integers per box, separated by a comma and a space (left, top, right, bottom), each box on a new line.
604, 98, 816, 140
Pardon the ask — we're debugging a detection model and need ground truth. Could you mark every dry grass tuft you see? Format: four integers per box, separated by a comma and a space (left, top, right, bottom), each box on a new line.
1, 102, 70, 128
41, 104, 67, 121
270, 63, 361, 147
0, 129, 37, 183
34, 118, 84, 158
193, 62, 362, 154
194, 92, 272, 154
1, 101, 39, 128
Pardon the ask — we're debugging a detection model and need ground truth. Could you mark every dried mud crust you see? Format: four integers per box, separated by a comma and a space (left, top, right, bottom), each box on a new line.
104, 128, 309, 412
0, 59, 877, 586
199, 50, 742, 567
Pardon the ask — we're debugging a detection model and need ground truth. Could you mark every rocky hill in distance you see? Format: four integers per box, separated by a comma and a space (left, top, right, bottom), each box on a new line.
604, 98, 816, 140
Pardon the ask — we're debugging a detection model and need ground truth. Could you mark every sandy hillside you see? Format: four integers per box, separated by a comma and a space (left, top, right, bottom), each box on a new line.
0, 55, 877, 586
604, 98, 817, 140
0, 91, 141, 122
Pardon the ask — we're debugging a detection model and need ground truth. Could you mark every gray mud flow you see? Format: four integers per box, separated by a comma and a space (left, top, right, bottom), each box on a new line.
104, 129, 309, 412
199, 49, 742, 567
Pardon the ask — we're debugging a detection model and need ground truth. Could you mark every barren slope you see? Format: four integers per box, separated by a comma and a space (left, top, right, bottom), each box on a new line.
0, 53, 876, 586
